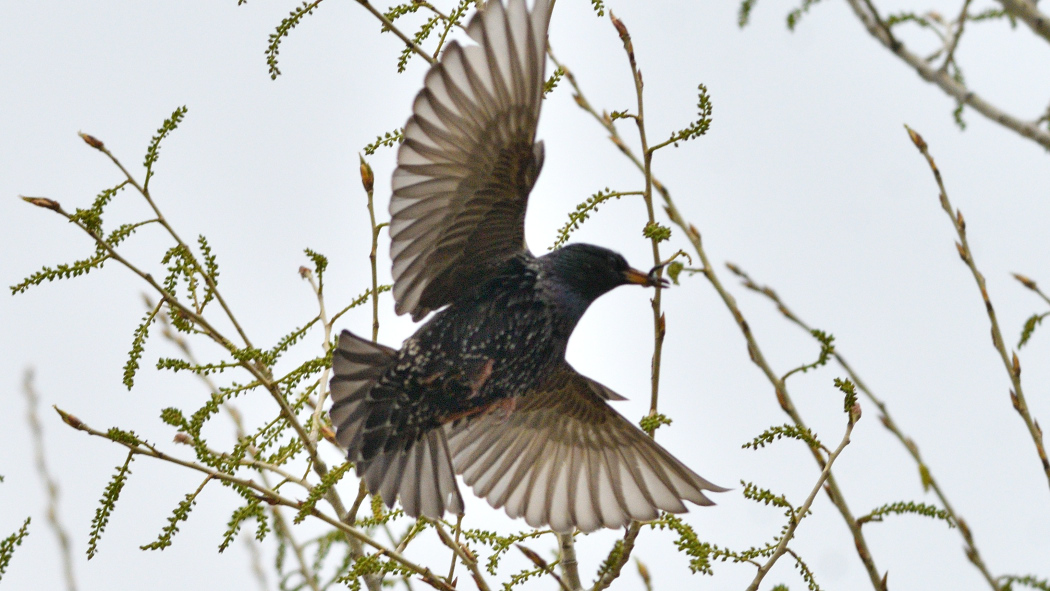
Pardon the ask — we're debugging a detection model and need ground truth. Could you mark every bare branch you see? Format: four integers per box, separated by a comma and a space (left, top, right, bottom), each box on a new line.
844, 0, 1050, 150
22, 370, 77, 591
997, 0, 1050, 44
746, 415, 856, 591
905, 125, 1050, 490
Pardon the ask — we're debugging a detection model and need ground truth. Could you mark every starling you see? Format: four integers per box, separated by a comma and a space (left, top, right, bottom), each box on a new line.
329, 0, 725, 533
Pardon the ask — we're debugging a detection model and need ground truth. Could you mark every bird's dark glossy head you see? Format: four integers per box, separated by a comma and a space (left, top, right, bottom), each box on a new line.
542, 244, 665, 305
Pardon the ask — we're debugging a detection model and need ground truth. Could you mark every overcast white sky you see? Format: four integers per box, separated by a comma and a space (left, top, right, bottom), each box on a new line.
3, 1, 1049, 590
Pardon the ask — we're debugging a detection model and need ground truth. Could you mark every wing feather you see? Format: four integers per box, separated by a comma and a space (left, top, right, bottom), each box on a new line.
445, 363, 726, 532
390, 0, 554, 320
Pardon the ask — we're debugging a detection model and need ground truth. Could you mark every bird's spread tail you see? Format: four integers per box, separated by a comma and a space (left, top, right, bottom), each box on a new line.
330, 330, 465, 519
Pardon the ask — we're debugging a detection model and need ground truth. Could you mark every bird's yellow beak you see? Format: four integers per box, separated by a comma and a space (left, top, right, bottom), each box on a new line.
623, 267, 668, 288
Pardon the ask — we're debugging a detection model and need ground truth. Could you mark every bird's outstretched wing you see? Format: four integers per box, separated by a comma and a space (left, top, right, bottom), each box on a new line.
390, 0, 553, 321
444, 363, 727, 533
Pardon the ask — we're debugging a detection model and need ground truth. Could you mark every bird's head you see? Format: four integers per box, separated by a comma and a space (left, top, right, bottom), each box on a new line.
543, 243, 666, 307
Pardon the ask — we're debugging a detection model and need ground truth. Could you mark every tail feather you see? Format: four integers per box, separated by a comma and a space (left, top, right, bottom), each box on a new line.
329, 330, 397, 452
329, 329, 464, 520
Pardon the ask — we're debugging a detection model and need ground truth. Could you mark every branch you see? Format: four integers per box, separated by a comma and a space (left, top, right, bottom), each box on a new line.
431, 520, 491, 591
724, 262, 1001, 589
842, 1, 1050, 150
555, 30, 889, 591
746, 413, 856, 591
940, 0, 974, 72
590, 524, 641, 591
62, 132, 378, 587
905, 125, 1050, 491
353, 0, 437, 66
556, 532, 583, 591
54, 407, 456, 591
22, 370, 77, 591
997, 0, 1050, 44
156, 307, 319, 590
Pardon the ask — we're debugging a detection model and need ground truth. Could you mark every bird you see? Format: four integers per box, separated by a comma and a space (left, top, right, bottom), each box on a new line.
328, 0, 725, 533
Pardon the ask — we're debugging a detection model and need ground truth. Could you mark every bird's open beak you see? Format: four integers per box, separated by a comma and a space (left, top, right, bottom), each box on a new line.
623, 266, 669, 288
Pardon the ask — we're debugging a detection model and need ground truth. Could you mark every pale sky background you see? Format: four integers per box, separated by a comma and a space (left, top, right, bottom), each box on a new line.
2, 1, 1049, 590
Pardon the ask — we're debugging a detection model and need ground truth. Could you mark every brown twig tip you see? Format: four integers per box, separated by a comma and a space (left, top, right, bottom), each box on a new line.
1012, 273, 1038, 290
609, 12, 629, 41
298, 265, 312, 279
635, 559, 651, 586
53, 405, 84, 430
173, 432, 192, 445
78, 131, 105, 150
904, 125, 927, 151
515, 544, 548, 568
359, 154, 375, 194
20, 195, 62, 212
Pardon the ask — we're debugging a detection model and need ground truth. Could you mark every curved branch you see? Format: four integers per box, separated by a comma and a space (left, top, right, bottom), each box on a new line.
997, 0, 1050, 44
845, 0, 1050, 150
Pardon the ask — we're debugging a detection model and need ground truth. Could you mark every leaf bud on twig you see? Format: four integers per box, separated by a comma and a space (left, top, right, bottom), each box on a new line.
53, 406, 83, 430
1012, 273, 1037, 290
359, 154, 374, 194
904, 125, 926, 151
78, 131, 105, 150
20, 196, 62, 212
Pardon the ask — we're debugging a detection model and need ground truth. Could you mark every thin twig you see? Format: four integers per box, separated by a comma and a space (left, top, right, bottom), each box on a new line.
305, 268, 333, 444
89, 139, 255, 351
940, 0, 974, 72
591, 524, 641, 591
1012, 274, 1050, 308
241, 532, 270, 591
22, 370, 77, 591
997, 0, 1050, 44
54, 407, 455, 591
611, 12, 669, 416
746, 414, 856, 591
353, 0, 437, 66
555, 29, 889, 591
361, 156, 382, 343
842, 0, 1050, 149
432, 520, 491, 591
724, 262, 1002, 589
156, 308, 323, 591
445, 515, 463, 585
905, 125, 1050, 491
40, 143, 357, 561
